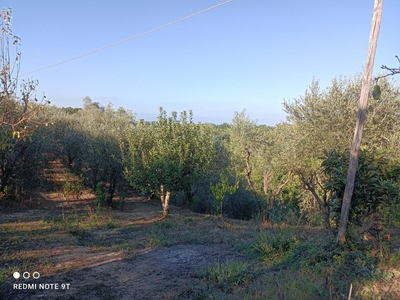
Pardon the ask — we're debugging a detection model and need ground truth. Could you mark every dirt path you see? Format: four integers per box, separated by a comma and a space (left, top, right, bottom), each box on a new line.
44, 244, 237, 300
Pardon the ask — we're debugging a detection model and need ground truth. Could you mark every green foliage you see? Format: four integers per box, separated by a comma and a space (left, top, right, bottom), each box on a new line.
252, 229, 299, 264
322, 148, 400, 227
42, 98, 133, 208
283, 75, 400, 220
0, 128, 50, 200
273, 232, 396, 298
95, 183, 110, 211
382, 202, 400, 227
60, 107, 82, 115
121, 108, 215, 213
185, 181, 217, 215
210, 172, 238, 214
372, 84, 381, 100
228, 110, 272, 195
142, 233, 166, 249
283, 76, 400, 160
268, 201, 301, 225
0, 9, 50, 201
62, 172, 84, 200
222, 188, 258, 220
203, 261, 253, 288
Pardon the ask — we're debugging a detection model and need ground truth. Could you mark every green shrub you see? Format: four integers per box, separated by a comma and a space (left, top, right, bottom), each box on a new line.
210, 172, 238, 215
0, 130, 49, 202
170, 181, 218, 215
62, 172, 84, 200
222, 188, 258, 220
284, 232, 397, 297
252, 229, 299, 263
95, 182, 110, 210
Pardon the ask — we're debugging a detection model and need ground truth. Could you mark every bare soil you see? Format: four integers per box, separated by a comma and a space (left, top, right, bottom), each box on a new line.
1, 198, 243, 299
0, 162, 244, 299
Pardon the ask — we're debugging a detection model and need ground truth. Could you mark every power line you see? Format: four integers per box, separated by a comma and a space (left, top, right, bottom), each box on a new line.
21, 0, 233, 76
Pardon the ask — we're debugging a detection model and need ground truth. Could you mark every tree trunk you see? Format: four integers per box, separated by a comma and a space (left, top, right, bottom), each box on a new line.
263, 166, 272, 222
160, 185, 171, 217
244, 148, 263, 213
337, 0, 383, 244
264, 166, 293, 223
322, 203, 331, 230
107, 174, 116, 208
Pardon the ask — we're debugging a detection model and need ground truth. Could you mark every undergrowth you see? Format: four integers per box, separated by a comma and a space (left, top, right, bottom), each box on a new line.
1, 206, 399, 299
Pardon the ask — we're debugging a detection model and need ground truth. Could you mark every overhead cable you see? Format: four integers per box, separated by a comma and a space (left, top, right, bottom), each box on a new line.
22, 0, 233, 76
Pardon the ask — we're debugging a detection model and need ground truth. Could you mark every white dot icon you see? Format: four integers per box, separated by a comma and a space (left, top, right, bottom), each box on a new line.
13, 272, 20, 279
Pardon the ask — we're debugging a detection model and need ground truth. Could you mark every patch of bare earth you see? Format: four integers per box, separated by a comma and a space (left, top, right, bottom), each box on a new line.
1, 200, 238, 299
46, 244, 236, 300
0, 161, 240, 299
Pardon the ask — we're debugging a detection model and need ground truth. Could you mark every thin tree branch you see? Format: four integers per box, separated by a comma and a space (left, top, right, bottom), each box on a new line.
374, 55, 400, 81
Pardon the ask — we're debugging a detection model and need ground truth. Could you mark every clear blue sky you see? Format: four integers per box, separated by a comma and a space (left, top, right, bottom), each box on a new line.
3, 0, 399, 125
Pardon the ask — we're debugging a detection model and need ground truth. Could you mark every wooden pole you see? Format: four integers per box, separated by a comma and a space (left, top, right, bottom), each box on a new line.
337, 0, 383, 244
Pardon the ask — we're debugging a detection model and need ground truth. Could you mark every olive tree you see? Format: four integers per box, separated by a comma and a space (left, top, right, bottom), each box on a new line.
283, 75, 400, 225
43, 98, 134, 208
121, 108, 215, 217
228, 110, 293, 221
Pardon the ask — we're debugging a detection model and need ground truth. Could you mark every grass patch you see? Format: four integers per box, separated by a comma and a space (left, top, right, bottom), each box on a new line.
252, 229, 299, 265
153, 219, 176, 229
119, 225, 141, 234
203, 261, 253, 290
142, 233, 166, 249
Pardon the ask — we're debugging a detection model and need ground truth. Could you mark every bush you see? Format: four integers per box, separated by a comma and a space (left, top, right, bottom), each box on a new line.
253, 229, 299, 264
222, 188, 258, 220
286, 233, 396, 297
0, 128, 49, 202
269, 201, 301, 225
171, 181, 217, 215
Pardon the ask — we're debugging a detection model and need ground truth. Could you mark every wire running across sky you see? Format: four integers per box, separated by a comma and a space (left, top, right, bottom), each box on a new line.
21, 0, 233, 76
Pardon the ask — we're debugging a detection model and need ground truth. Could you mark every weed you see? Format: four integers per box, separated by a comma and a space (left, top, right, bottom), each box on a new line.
142, 233, 166, 249
62, 172, 84, 200
0, 267, 8, 282
252, 229, 299, 264
95, 183, 111, 211
103, 221, 118, 229
119, 225, 141, 234
120, 242, 142, 256
153, 220, 176, 230
41, 256, 53, 268
182, 232, 199, 244
203, 261, 253, 290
